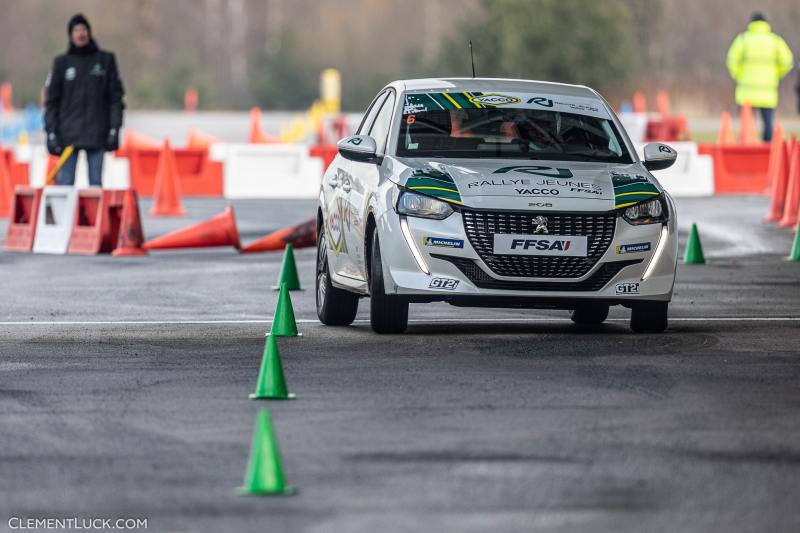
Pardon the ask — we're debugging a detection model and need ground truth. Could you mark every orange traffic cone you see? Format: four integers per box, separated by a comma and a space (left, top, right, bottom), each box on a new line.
186, 128, 220, 149
122, 130, 161, 151
763, 122, 785, 195
144, 205, 240, 250
184, 88, 199, 112
717, 112, 736, 145
249, 107, 279, 144
739, 102, 758, 145
0, 82, 13, 113
0, 152, 13, 218
241, 217, 316, 253
655, 90, 670, 117
150, 140, 186, 217
765, 138, 792, 223
632, 91, 647, 113
112, 189, 148, 256
778, 139, 800, 228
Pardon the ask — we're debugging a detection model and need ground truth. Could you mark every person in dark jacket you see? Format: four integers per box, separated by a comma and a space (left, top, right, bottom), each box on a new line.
44, 13, 125, 186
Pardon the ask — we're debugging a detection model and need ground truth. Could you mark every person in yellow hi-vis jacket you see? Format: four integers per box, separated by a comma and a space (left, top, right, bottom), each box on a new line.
726, 12, 794, 141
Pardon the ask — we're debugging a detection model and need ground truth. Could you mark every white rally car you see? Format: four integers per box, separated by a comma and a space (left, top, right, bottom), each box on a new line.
316, 78, 678, 334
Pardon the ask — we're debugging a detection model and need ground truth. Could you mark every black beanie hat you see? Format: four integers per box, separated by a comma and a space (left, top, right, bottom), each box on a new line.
750, 11, 766, 23
68, 13, 91, 35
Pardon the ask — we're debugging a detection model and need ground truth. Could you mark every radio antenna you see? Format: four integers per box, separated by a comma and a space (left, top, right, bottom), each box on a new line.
469, 40, 476, 78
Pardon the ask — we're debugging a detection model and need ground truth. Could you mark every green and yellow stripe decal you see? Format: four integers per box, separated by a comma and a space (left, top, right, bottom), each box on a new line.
612, 173, 660, 209
405, 169, 463, 205
404, 92, 487, 113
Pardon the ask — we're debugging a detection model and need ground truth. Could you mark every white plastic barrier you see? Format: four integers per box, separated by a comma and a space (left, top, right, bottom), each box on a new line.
636, 141, 714, 197
32, 186, 79, 254
216, 143, 323, 199
13, 144, 129, 188
619, 112, 648, 145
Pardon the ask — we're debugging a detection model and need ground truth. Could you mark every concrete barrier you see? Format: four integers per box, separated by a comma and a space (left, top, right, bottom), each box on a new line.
14, 144, 129, 189
216, 143, 323, 199
32, 186, 79, 254
636, 142, 714, 197
619, 112, 648, 145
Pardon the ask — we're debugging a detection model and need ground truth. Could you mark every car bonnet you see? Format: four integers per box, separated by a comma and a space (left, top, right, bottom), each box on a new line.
389, 158, 664, 212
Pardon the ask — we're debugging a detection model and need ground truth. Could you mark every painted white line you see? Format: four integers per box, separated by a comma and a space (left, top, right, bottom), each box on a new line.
0, 317, 798, 326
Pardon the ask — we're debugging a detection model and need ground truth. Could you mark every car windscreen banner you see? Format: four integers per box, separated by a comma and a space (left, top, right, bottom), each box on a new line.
402, 92, 612, 120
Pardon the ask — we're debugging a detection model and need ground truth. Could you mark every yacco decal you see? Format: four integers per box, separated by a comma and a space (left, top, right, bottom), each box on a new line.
405, 168, 462, 205
402, 92, 611, 119
611, 173, 660, 209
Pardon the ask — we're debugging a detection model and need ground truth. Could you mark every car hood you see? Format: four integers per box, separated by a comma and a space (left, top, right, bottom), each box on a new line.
388, 157, 663, 212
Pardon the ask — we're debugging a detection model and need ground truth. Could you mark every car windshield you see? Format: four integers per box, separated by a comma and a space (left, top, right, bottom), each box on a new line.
397, 94, 632, 163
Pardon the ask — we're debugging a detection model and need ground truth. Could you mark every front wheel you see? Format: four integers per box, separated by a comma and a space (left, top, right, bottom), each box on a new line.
570, 303, 609, 325
630, 302, 668, 333
369, 227, 408, 334
316, 224, 359, 326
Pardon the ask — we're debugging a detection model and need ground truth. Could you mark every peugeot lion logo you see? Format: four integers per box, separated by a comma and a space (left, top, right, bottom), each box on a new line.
532, 216, 549, 234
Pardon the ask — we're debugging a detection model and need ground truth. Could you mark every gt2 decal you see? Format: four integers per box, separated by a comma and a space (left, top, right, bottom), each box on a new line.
615, 282, 640, 295
429, 277, 459, 290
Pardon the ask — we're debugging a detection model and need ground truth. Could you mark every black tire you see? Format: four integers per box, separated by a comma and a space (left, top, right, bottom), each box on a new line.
369, 227, 408, 334
570, 303, 609, 325
630, 302, 668, 333
316, 224, 359, 326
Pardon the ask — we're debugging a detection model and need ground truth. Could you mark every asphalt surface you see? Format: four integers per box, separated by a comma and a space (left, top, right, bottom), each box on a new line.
0, 196, 799, 533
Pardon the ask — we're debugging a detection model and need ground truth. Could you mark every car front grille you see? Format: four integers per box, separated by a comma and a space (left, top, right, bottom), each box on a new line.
431, 255, 641, 292
460, 209, 617, 278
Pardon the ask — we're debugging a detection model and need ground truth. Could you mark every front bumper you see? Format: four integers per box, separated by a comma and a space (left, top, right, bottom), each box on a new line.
378, 205, 677, 306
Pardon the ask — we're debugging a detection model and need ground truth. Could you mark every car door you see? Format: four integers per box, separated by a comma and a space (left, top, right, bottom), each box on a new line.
326, 91, 388, 279
347, 89, 397, 281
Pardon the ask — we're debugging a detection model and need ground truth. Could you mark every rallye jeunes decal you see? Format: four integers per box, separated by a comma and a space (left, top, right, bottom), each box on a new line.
405, 168, 462, 205
402, 92, 611, 119
611, 173, 660, 209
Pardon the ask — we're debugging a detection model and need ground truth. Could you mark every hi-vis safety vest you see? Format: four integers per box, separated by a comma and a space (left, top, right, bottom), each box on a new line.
726, 21, 794, 108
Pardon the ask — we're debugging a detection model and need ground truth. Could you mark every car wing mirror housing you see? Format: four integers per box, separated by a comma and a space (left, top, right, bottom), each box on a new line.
643, 142, 677, 171
338, 135, 381, 163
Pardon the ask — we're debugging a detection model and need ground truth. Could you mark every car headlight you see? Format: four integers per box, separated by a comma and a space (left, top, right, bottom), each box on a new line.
396, 190, 454, 219
622, 196, 668, 225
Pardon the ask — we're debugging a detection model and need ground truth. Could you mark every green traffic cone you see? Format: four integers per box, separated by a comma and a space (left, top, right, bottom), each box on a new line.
683, 223, 706, 264
250, 334, 295, 400
788, 223, 800, 261
239, 409, 295, 496
272, 244, 301, 290
271, 282, 300, 337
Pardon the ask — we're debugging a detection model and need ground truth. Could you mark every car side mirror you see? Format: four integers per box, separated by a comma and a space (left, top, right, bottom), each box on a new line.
338, 135, 380, 164
643, 143, 677, 171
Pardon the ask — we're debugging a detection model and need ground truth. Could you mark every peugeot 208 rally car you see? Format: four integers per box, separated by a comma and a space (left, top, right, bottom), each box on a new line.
316, 78, 678, 334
